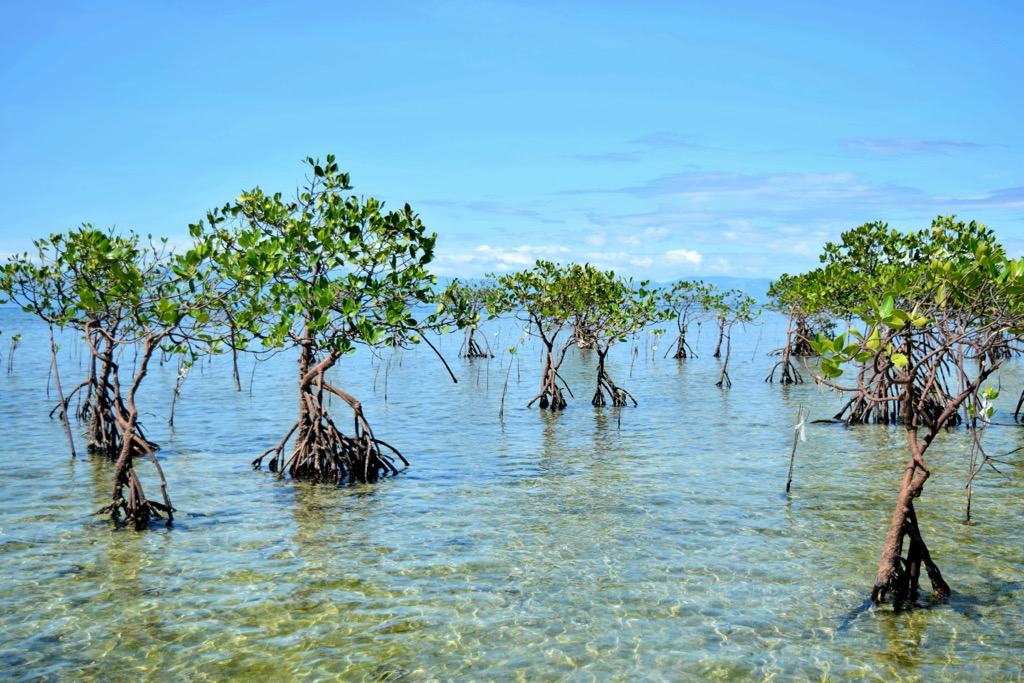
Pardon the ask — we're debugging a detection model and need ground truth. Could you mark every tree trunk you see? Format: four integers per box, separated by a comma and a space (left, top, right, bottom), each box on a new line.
98, 337, 173, 527
870, 344, 993, 603
49, 325, 76, 457
713, 319, 725, 358
592, 347, 636, 407
89, 350, 127, 457
253, 332, 409, 483
463, 328, 493, 358
672, 323, 693, 359
792, 315, 815, 357
715, 327, 732, 387
766, 313, 803, 384
529, 339, 568, 410
294, 328, 315, 457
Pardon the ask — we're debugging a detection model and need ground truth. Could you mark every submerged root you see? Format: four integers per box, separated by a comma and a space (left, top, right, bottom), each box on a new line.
835, 394, 956, 426
533, 385, 568, 410
530, 376, 570, 410
665, 332, 696, 360
592, 386, 635, 407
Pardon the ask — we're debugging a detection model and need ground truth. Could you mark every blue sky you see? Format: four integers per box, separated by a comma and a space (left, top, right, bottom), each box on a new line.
2, 1, 1021, 282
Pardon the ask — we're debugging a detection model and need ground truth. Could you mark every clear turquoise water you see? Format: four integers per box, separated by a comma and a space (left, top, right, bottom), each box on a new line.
1, 307, 1023, 681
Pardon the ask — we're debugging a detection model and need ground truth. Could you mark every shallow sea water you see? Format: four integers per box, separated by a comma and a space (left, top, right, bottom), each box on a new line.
1, 306, 1023, 681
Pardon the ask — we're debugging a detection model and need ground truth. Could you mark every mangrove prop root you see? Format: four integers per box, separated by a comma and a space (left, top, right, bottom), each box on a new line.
667, 333, 696, 360
528, 349, 570, 410
461, 329, 494, 358
871, 502, 949, 603
252, 388, 407, 484
95, 434, 174, 528
592, 353, 637, 407
765, 358, 803, 384
766, 313, 805, 384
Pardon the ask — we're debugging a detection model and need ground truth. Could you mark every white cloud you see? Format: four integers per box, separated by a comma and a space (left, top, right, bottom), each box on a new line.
665, 248, 702, 264
432, 243, 571, 276
473, 244, 568, 265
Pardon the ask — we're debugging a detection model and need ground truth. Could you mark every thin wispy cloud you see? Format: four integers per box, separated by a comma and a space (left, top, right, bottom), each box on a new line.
567, 132, 702, 167
432, 240, 712, 280
944, 185, 1024, 208
619, 226, 671, 247
497, 167, 1024, 280
3, 2, 1021, 291
842, 137, 988, 156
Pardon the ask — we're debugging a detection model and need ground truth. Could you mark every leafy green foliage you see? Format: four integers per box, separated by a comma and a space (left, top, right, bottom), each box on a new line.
570, 264, 662, 350
659, 279, 716, 328
195, 155, 451, 358
567, 264, 663, 406
0, 226, 220, 351
781, 216, 1024, 602
809, 216, 1005, 320
436, 279, 496, 357
490, 261, 575, 336
657, 279, 718, 359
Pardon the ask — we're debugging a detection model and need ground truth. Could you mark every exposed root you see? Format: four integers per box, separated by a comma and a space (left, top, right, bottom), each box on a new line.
527, 346, 571, 410
530, 381, 568, 410
591, 351, 637, 407
666, 334, 696, 359
252, 384, 408, 484
460, 328, 494, 358
765, 358, 804, 384
95, 433, 174, 528
592, 384, 636, 407
871, 503, 949, 604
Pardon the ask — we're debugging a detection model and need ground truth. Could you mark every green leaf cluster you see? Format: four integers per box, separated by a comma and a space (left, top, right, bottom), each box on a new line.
792, 216, 1024, 382
192, 155, 450, 358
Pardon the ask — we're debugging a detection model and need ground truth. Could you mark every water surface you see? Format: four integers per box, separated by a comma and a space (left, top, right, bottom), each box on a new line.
1, 308, 1023, 681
